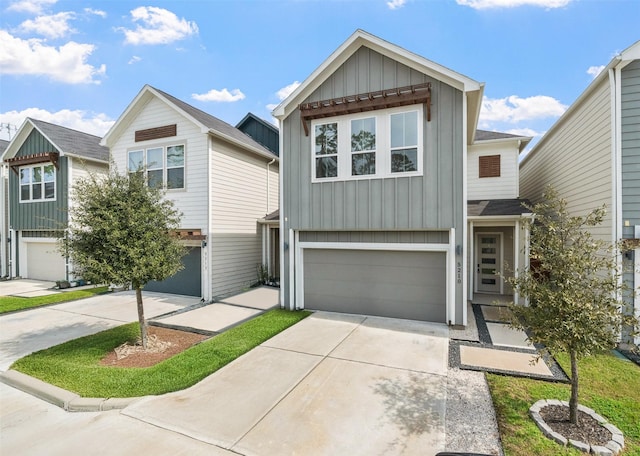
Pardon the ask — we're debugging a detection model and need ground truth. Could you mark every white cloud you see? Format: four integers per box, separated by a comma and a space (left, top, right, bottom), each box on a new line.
192, 88, 245, 102
480, 95, 567, 123
387, 0, 407, 10
118, 6, 198, 45
0, 30, 106, 84
18, 12, 76, 39
504, 127, 543, 138
276, 81, 301, 101
456, 0, 571, 9
587, 65, 605, 79
128, 55, 141, 65
84, 8, 106, 18
0, 108, 114, 141
7, 0, 57, 14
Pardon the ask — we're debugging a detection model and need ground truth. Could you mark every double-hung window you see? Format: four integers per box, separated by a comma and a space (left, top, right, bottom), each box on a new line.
20, 164, 56, 202
128, 144, 185, 190
311, 105, 422, 182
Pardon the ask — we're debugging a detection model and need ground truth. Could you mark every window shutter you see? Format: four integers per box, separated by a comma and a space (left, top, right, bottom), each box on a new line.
479, 155, 500, 178
135, 124, 177, 142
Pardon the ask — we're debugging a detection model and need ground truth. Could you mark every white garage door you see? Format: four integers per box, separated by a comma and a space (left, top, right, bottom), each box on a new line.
303, 249, 447, 322
26, 242, 66, 281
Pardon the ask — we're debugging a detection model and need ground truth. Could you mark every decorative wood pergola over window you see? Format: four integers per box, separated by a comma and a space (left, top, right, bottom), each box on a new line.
299, 82, 431, 136
5, 152, 60, 175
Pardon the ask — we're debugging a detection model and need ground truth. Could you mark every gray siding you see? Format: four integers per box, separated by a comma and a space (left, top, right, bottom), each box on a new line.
621, 60, 640, 238
300, 230, 449, 243
9, 129, 69, 230
282, 46, 465, 321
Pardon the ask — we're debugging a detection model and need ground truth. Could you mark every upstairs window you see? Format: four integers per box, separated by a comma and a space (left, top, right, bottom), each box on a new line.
128, 144, 185, 190
20, 164, 56, 202
311, 105, 422, 182
314, 123, 338, 178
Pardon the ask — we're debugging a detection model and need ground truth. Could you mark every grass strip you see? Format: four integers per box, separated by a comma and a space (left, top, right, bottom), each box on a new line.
0, 287, 110, 314
487, 351, 640, 455
12, 309, 311, 398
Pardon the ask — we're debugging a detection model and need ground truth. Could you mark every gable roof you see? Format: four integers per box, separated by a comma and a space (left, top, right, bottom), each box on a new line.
272, 29, 484, 144
236, 112, 279, 135
102, 85, 277, 161
1, 118, 108, 163
521, 39, 640, 167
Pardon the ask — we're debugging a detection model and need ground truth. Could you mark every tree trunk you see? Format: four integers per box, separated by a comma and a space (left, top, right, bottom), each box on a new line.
135, 286, 148, 349
569, 349, 579, 425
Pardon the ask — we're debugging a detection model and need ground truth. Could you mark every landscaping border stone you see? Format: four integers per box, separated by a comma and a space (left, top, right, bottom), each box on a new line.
529, 399, 624, 454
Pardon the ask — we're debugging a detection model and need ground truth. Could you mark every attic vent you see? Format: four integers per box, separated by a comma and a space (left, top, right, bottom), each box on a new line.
299, 82, 431, 136
135, 124, 177, 142
479, 155, 501, 178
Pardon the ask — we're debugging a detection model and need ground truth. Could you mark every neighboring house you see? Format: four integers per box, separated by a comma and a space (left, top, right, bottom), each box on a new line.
273, 29, 531, 326
0, 119, 109, 281
236, 112, 280, 156
102, 85, 279, 300
0, 139, 9, 278
520, 40, 640, 343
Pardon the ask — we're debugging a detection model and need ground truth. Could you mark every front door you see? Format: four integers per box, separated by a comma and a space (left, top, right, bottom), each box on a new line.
476, 233, 501, 294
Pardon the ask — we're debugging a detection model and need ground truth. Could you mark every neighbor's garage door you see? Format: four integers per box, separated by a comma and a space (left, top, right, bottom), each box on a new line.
26, 242, 66, 281
303, 249, 446, 322
145, 247, 201, 297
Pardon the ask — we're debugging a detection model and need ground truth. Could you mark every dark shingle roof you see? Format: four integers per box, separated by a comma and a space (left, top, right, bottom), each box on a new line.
264, 209, 279, 221
468, 199, 532, 217
152, 87, 277, 159
474, 130, 526, 141
29, 118, 109, 162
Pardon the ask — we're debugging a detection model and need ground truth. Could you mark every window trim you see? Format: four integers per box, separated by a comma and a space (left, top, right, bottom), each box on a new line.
127, 142, 186, 191
310, 104, 423, 183
19, 163, 57, 203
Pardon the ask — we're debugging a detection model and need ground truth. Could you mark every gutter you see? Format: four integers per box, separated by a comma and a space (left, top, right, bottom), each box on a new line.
266, 158, 275, 214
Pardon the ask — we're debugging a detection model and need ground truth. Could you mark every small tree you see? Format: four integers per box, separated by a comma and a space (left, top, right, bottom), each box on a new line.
507, 186, 637, 424
63, 168, 186, 348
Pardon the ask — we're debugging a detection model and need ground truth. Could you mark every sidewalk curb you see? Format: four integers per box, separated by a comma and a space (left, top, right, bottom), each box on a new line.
0, 370, 144, 412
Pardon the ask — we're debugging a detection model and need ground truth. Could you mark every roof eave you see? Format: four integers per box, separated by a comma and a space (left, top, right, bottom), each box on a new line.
273, 29, 481, 121
208, 129, 279, 162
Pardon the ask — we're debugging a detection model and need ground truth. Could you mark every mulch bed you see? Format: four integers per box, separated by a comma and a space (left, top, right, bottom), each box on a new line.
540, 405, 612, 446
100, 326, 209, 368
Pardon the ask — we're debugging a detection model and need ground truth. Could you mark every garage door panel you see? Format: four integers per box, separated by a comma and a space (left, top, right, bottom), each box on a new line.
26, 242, 66, 281
303, 249, 446, 323
144, 247, 201, 297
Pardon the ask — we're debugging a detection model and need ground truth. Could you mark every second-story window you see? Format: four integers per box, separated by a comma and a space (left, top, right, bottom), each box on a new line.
20, 163, 56, 202
128, 144, 185, 190
311, 105, 422, 182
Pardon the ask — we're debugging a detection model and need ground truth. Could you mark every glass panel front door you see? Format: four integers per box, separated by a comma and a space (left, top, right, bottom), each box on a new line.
477, 233, 501, 293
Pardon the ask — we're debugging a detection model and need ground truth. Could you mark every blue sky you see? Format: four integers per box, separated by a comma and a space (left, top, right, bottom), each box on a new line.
1, 0, 639, 153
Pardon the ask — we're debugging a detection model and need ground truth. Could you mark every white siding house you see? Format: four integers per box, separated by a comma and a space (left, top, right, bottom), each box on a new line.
102, 85, 279, 301
520, 40, 640, 343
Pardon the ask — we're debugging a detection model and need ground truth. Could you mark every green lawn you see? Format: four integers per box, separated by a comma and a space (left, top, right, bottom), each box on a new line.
487, 351, 640, 456
0, 286, 110, 314
12, 309, 310, 398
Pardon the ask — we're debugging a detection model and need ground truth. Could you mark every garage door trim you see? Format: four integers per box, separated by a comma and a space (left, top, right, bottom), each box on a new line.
295, 231, 455, 324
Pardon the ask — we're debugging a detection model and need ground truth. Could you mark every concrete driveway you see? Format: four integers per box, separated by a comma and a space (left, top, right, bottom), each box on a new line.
0, 290, 199, 370
123, 312, 449, 456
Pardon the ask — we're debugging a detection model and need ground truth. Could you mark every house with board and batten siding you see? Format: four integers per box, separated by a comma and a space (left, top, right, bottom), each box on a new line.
520, 40, 640, 344
273, 30, 532, 327
102, 85, 279, 301
0, 119, 109, 282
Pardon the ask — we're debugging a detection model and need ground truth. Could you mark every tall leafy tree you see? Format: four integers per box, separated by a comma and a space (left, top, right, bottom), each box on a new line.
507, 186, 638, 424
63, 167, 185, 348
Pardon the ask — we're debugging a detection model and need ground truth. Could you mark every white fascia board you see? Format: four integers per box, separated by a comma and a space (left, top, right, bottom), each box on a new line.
520, 50, 628, 168
273, 29, 482, 121
63, 152, 109, 166
101, 85, 153, 147
1, 119, 38, 161
472, 136, 534, 148
208, 130, 280, 162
